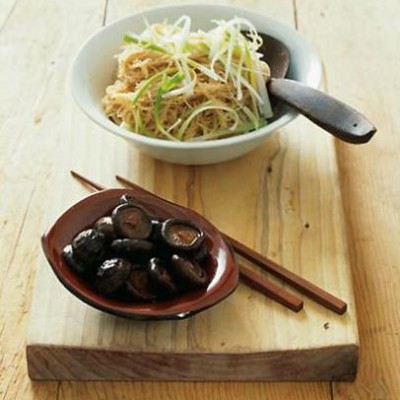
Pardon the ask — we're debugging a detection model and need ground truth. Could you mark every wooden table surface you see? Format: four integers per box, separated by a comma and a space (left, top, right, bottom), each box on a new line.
1, 0, 399, 399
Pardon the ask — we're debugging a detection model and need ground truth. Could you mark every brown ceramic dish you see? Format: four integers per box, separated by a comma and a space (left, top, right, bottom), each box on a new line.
41, 189, 239, 320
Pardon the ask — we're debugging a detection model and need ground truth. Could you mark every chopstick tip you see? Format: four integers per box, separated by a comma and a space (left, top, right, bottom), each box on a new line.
69, 170, 106, 191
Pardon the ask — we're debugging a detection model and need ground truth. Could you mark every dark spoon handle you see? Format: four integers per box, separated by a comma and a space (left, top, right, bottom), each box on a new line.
269, 78, 376, 144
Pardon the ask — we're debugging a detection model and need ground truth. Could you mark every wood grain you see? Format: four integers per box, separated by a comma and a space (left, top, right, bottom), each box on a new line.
1, 0, 399, 398
27, 345, 357, 381
0, 0, 105, 398
26, 0, 357, 384
57, 381, 330, 400
295, 0, 400, 398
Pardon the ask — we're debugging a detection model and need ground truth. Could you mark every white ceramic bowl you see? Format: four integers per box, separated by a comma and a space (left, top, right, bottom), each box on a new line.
71, 4, 321, 165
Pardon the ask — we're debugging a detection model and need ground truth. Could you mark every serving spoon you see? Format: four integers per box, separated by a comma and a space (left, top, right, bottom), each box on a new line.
258, 33, 376, 144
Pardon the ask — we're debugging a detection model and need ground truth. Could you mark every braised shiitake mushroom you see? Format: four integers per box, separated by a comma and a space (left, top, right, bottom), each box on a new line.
71, 228, 106, 265
112, 203, 153, 239
170, 254, 208, 288
62, 193, 210, 303
111, 238, 156, 260
148, 257, 177, 295
94, 258, 132, 295
160, 218, 204, 252
62, 244, 87, 275
126, 268, 156, 301
119, 193, 138, 206
94, 216, 116, 241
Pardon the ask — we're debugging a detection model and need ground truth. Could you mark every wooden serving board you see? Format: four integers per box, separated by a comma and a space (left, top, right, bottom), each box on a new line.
26, 2, 358, 382
26, 114, 358, 381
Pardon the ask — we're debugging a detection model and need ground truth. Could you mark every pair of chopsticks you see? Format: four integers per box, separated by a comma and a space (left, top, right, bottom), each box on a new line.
70, 170, 347, 315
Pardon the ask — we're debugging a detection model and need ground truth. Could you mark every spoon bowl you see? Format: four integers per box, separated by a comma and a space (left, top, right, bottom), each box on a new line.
42, 189, 239, 320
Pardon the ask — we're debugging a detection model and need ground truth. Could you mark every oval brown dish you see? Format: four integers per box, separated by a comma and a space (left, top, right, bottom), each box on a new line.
41, 189, 239, 320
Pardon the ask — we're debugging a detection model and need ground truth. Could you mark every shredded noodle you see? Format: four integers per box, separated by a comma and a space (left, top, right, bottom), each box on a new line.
102, 16, 272, 141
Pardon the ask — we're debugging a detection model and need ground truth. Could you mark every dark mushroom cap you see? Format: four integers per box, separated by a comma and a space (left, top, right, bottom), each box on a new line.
111, 238, 157, 261
160, 219, 205, 252
169, 254, 208, 288
71, 228, 106, 265
111, 203, 153, 240
191, 242, 210, 265
94, 258, 132, 295
62, 244, 87, 275
125, 269, 157, 301
119, 194, 139, 206
149, 219, 163, 242
148, 257, 177, 294
94, 216, 116, 241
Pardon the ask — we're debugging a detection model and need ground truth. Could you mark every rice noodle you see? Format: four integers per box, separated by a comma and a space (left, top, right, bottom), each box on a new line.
102, 16, 271, 141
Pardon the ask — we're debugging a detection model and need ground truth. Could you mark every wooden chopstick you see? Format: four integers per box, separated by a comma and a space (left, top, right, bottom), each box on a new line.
70, 170, 106, 191
239, 263, 303, 312
70, 171, 347, 314
225, 234, 347, 315
114, 175, 347, 314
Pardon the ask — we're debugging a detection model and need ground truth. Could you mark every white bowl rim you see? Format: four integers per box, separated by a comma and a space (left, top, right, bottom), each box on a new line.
70, 3, 322, 150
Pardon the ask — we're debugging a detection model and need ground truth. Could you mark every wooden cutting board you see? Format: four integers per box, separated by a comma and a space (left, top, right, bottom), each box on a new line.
26, 105, 358, 381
